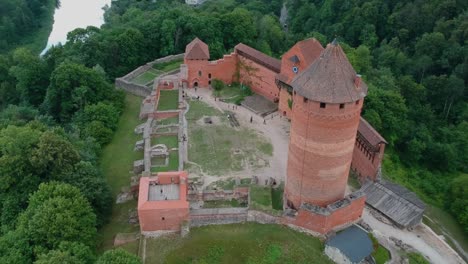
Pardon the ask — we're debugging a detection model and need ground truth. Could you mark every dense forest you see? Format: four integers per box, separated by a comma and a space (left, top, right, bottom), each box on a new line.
0, 0, 466, 262
0, 0, 59, 52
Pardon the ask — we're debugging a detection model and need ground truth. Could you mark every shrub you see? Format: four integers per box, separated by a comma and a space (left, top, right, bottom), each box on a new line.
212, 79, 224, 91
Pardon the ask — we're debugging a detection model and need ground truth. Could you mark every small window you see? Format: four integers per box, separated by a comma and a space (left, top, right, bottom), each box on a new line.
198, 71, 202, 77
355, 100, 359, 105
162, 217, 165, 221
303, 97, 308, 103
320, 102, 326, 108
208, 73, 212, 79
208, 80, 211, 85
339, 103, 345, 109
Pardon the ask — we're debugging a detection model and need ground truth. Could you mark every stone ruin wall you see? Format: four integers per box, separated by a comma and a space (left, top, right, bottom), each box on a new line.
116, 53, 185, 97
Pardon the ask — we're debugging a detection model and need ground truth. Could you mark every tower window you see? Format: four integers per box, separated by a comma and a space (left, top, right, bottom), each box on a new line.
198, 71, 202, 77
303, 97, 308, 103
339, 103, 345, 109
208, 73, 212, 79
320, 102, 326, 108
162, 217, 165, 220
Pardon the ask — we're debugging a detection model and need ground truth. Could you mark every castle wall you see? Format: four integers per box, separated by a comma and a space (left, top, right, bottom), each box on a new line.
185, 53, 238, 88
283, 194, 365, 234
351, 141, 385, 182
238, 56, 279, 102
278, 88, 292, 118
139, 207, 190, 231
285, 96, 363, 208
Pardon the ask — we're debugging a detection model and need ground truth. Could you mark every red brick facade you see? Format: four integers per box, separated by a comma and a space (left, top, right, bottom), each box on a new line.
285, 98, 364, 208
138, 172, 189, 232
283, 194, 366, 234
351, 118, 387, 182
183, 39, 280, 101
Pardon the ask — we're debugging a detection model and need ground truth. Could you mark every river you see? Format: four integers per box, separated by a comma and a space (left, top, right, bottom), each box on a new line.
41, 0, 112, 55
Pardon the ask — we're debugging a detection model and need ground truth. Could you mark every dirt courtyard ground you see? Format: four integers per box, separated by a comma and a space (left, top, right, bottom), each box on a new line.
185, 88, 290, 188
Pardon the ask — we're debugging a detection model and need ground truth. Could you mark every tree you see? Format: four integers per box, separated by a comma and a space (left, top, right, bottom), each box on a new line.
31, 130, 80, 180
0, 231, 32, 264
17, 182, 96, 256
97, 249, 141, 264
42, 62, 114, 122
222, 8, 256, 49
9, 48, 49, 106
211, 79, 224, 91
63, 161, 113, 227
35, 242, 95, 264
74, 102, 120, 132
446, 174, 468, 233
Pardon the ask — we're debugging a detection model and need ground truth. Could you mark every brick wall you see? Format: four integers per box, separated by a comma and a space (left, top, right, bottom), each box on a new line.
282, 194, 365, 234
278, 88, 292, 118
189, 208, 248, 227
238, 57, 280, 102
139, 207, 190, 231
351, 141, 385, 182
285, 96, 363, 208
185, 53, 238, 88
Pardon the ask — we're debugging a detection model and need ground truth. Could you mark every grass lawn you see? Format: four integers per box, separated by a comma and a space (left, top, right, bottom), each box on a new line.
153, 135, 178, 149
152, 59, 183, 72
151, 151, 179, 173
250, 185, 272, 208
207, 178, 236, 190
407, 252, 430, 264
158, 116, 179, 125
131, 69, 161, 85
97, 94, 143, 253
157, 90, 179, 111
145, 223, 332, 264
203, 199, 246, 208
372, 245, 390, 264
187, 100, 272, 176
271, 184, 284, 210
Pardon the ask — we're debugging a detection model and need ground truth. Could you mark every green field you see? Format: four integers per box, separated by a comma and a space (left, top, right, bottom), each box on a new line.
97, 94, 143, 253
152, 59, 183, 72
153, 135, 178, 149
157, 90, 179, 111
151, 151, 179, 173
158, 116, 179, 125
187, 100, 272, 176
131, 69, 161, 85
144, 223, 332, 264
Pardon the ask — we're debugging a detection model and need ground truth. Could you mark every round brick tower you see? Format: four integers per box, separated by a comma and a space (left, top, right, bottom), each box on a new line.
285, 40, 368, 208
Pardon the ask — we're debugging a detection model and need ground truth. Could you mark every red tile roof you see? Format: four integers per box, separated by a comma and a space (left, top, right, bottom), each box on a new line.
185, 38, 210, 60
277, 38, 324, 85
295, 38, 324, 67
358, 117, 387, 145
235, 43, 281, 73
291, 41, 367, 103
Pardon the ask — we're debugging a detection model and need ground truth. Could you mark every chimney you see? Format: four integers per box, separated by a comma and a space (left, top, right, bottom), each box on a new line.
354, 74, 362, 88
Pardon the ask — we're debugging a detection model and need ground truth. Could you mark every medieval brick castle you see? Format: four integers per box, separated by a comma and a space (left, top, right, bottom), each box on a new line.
137, 37, 392, 236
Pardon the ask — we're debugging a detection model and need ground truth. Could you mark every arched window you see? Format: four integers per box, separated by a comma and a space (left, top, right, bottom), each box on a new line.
198, 71, 202, 77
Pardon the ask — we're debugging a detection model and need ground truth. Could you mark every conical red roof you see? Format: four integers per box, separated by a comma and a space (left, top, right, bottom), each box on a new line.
185, 38, 210, 60
291, 41, 367, 103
